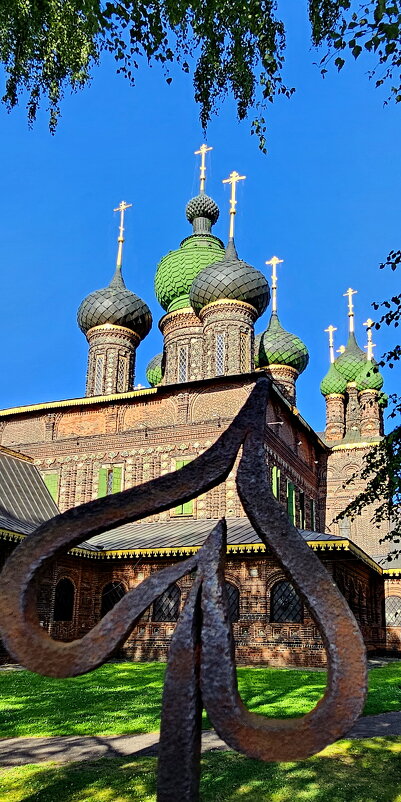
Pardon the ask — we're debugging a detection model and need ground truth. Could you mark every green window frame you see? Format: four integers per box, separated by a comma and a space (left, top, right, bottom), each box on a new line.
172, 459, 193, 516
287, 481, 296, 525
43, 472, 59, 503
98, 466, 122, 498
272, 466, 280, 499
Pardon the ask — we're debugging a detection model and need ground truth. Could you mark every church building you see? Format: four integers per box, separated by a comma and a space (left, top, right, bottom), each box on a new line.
0, 147, 399, 667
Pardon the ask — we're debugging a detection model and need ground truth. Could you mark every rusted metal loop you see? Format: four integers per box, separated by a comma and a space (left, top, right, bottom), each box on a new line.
200, 396, 367, 761
0, 383, 268, 676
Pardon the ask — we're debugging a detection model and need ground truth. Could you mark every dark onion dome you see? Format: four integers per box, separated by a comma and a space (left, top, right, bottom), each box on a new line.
77, 265, 152, 340
186, 193, 219, 226
355, 360, 384, 392
146, 352, 164, 387
334, 332, 366, 382
189, 239, 270, 318
320, 363, 347, 396
255, 312, 309, 374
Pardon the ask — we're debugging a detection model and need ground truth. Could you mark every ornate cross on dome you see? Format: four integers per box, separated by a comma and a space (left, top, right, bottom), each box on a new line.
222, 170, 246, 239
343, 287, 357, 333
265, 256, 284, 313
324, 325, 337, 364
113, 200, 132, 269
363, 318, 375, 360
195, 144, 213, 193
337, 345, 346, 354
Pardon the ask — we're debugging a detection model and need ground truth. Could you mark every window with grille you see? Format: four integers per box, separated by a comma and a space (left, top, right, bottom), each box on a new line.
94, 355, 104, 394
224, 581, 240, 623
54, 578, 75, 622
172, 460, 193, 515
215, 333, 225, 375
117, 356, 128, 392
152, 583, 181, 621
101, 581, 126, 618
287, 481, 296, 525
272, 466, 280, 499
240, 331, 249, 372
385, 596, 401, 626
338, 516, 351, 537
178, 347, 188, 383
299, 491, 305, 529
270, 580, 303, 623
98, 466, 122, 497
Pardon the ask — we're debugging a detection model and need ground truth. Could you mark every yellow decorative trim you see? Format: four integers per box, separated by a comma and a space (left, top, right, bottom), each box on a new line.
0, 387, 158, 417
326, 393, 345, 399
358, 389, 379, 397
331, 440, 381, 451
0, 528, 26, 541
159, 308, 197, 329
86, 323, 139, 338
0, 446, 33, 462
346, 381, 357, 388
383, 568, 401, 576
200, 298, 256, 315
265, 364, 298, 377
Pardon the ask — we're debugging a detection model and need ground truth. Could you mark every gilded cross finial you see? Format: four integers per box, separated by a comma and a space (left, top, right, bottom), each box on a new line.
337, 345, 346, 354
265, 256, 284, 313
363, 318, 375, 361
113, 201, 132, 269
195, 144, 213, 193
222, 171, 246, 239
343, 287, 357, 333
325, 325, 337, 364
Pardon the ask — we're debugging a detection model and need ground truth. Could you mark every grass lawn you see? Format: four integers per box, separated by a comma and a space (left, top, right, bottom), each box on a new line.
1, 738, 401, 801
1, 661, 401, 738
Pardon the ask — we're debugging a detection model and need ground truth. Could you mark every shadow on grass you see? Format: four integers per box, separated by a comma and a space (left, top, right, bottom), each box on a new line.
1, 739, 401, 802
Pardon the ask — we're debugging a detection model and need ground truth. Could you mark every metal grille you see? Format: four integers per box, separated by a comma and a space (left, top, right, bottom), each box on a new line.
106, 469, 114, 496
94, 355, 104, 394
100, 581, 126, 618
216, 333, 225, 375
385, 595, 401, 626
270, 580, 303, 623
153, 583, 181, 621
178, 347, 188, 383
224, 581, 240, 623
117, 356, 128, 392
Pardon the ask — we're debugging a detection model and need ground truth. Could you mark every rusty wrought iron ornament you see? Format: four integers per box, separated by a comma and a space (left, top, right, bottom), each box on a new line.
0, 378, 367, 801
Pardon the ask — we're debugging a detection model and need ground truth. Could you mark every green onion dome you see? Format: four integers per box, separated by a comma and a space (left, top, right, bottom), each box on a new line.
189, 239, 270, 318
255, 312, 309, 374
355, 360, 384, 392
334, 332, 366, 382
320, 363, 347, 396
146, 352, 164, 387
155, 189, 224, 314
78, 266, 152, 340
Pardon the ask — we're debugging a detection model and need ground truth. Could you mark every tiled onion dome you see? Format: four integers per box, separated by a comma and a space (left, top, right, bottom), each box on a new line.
335, 332, 366, 382
255, 312, 309, 374
155, 235, 224, 313
355, 360, 384, 391
77, 266, 152, 339
320, 363, 347, 396
189, 239, 270, 318
186, 193, 219, 225
146, 352, 164, 387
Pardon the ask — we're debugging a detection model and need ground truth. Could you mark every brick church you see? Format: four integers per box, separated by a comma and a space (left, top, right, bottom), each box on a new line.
0, 149, 400, 667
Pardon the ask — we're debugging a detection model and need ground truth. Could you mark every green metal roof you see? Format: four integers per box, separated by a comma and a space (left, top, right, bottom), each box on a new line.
256, 312, 309, 374
320, 363, 347, 396
355, 360, 384, 391
146, 353, 164, 387
155, 234, 225, 313
335, 332, 366, 382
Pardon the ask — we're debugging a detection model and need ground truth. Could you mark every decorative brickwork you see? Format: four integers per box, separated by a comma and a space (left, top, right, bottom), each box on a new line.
159, 308, 204, 384
359, 389, 383, 439
325, 394, 345, 442
85, 324, 140, 396
199, 300, 257, 378
261, 364, 298, 405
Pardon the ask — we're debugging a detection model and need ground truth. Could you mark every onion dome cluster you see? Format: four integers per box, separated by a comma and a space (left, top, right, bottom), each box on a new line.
190, 239, 270, 318
146, 352, 164, 387
254, 312, 309, 374
320, 331, 383, 396
155, 191, 225, 314
78, 266, 152, 340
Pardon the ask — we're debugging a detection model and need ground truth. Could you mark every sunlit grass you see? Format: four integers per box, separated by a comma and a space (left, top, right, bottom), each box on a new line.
0, 661, 400, 738
1, 738, 401, 801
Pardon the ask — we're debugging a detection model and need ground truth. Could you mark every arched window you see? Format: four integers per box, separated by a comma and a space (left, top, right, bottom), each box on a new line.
270, 580, 303, 623
54, 578, 75, 622
224, 581, 240, 623
385, 596, 401, 626
101, 581, 126, 618
152, 584, 180, 622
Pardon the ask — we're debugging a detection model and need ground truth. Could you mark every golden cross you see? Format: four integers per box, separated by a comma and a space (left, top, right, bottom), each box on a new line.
343, 287, 357, 333
324, 325, 337, 364
113, 201, 132, 268
337, 345, 346, 354
265, 256, 284, 313
194, 144, 213, 193
363, 318, 375, 360
222, 171, 246, 239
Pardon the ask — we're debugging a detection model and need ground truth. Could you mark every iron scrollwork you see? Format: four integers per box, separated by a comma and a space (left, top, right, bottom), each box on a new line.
0, 378, 367, 801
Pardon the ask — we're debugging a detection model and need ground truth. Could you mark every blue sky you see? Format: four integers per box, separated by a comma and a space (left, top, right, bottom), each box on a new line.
0, 3, 399, 433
